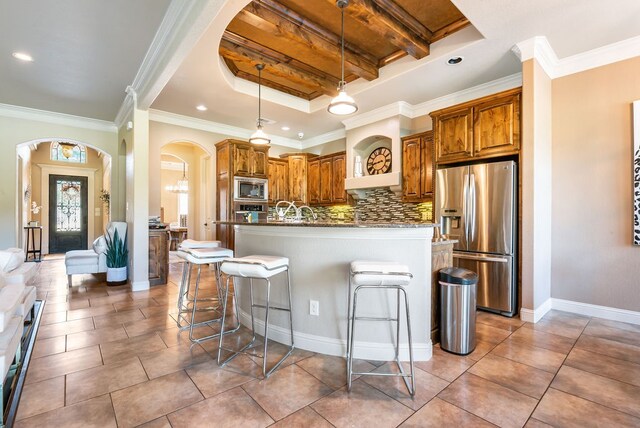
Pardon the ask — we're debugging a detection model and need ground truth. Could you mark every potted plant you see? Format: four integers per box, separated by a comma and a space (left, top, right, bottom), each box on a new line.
105, 228, 128, 285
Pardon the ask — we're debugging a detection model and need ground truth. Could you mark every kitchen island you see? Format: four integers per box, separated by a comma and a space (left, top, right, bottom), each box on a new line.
221, 220, 436, 361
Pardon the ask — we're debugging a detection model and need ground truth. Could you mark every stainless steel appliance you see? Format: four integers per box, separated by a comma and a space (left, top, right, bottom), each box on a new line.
233, 177, 268, 201
436, 160, 517, 316
233, 202, 268, 222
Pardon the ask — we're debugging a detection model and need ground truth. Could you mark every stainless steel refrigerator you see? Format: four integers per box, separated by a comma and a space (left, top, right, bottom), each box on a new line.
436, 160, 517, 316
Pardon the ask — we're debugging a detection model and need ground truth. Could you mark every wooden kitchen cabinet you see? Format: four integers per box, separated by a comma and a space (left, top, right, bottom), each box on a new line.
307, 159, 320, 205
331, 153, 347, 204
215, 139, 270, 250
431, 87, 521, 165
319, 158, 333, 204
267, 158, 288, 205
308, 151, 348, 206
402, 131, 434, 202
231, 140, 269, 178
280, 153, 317, 205
148, 229, 169, 286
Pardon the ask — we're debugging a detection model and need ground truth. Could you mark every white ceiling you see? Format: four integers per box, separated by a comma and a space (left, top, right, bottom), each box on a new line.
2, 0, 640, 139
0, 0, 171, 120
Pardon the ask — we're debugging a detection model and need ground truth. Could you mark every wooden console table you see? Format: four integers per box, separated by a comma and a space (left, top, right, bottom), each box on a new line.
24, 226, 43, 262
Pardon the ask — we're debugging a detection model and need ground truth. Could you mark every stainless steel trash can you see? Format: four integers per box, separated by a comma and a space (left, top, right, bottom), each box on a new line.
439, 267, 478, 355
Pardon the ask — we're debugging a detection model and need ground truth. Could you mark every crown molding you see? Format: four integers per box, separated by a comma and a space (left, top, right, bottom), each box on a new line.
411, 73, 523, 117
149, 109, 302, 149
115, 0, 227, 123
512, 35, 640, 79
0, 103, 117, 133
341, 102, 414, 131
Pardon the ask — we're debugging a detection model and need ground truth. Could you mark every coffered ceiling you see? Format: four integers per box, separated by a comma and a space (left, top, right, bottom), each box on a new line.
220, 0, 469, 100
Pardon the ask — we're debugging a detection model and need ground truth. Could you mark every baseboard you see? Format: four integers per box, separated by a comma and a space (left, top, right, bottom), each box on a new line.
520, 298, 552, 323
237, 309, 432, 361
130, 280, 150, 292
552, 298, 640, 325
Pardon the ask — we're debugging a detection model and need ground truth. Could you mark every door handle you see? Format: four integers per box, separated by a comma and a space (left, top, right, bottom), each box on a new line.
469, 173, 476, 242
454, 253, 508, 263
463, 174, 469, 242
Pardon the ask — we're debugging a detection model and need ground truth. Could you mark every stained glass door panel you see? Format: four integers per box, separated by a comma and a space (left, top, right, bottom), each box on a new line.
48, 175, 88, 253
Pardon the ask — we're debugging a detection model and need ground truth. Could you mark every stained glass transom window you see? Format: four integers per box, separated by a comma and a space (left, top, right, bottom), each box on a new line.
50, 142, 86, 163
56, 179, 82, 232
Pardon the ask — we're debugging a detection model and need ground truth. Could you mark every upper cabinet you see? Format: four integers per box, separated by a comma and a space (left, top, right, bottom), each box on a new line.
279, 153, 317, 205
431, 88, 521, 165
402, 131, 434, 202
267, 158, 288, 205
231, 141, 269, 178
308, 151, 348, 206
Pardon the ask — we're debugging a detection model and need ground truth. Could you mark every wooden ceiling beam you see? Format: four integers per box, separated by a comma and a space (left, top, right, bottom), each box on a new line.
220, 38, 337, 97
222, 31, 340, 89
337, 0, 431, 59
235, 69, 313, 100
431, 17, 471, 43
237, 0, 379, 81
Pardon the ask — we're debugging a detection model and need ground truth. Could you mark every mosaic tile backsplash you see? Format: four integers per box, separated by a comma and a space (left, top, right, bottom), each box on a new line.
270, 188, 432, 222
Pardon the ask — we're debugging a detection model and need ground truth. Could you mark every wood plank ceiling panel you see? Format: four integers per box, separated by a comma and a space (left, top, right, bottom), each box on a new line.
220, 0, 470, 100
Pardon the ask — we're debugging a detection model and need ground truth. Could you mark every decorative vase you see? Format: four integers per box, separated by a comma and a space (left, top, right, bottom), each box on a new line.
106, 266, 127, 285
354, 155, 363, 177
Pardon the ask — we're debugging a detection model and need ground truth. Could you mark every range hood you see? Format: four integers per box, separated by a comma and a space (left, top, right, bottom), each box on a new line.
344, 113, 411, 199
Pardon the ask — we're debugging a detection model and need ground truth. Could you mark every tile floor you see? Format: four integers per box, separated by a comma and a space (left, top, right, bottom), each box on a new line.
13, 258, 640, 427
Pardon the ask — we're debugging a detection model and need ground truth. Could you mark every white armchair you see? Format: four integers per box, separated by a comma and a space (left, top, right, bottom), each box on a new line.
65, 221, 127, 287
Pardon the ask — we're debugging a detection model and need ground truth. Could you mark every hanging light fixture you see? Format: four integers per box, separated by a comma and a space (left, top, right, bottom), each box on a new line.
166, 163, 189, 194
328, 0, 358, 115
249, 63, 271, 145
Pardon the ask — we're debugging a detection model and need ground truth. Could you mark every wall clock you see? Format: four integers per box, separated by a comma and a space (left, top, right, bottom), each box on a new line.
366, 147, 392, 175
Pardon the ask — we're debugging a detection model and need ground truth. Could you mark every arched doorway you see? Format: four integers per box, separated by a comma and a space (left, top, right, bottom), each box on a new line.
16, 139, 112, 255
159, 141, 213, 246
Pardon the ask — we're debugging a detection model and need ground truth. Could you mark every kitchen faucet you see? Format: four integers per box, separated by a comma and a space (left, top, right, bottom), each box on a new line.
297, 205, 317, 221
275, 200, 298, 220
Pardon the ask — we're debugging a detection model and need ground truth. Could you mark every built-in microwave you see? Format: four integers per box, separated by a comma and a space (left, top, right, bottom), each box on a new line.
233, 177, 268, 201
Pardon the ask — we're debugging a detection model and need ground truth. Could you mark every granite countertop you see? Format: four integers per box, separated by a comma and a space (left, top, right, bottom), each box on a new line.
432, 239, 458, 246
216, 220, 438, 228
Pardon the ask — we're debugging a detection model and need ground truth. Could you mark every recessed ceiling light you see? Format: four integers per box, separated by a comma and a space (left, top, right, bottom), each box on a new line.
12, 52, 33, 62
281, 126, 290, 131
447, 56, 464, 65
196, 105, 207, 111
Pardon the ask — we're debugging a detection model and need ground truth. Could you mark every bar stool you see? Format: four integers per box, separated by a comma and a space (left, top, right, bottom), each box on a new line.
176, 240, 221, 329
217, 255, 294, 378
177, 247, 239, 344
347, 260, 415, 396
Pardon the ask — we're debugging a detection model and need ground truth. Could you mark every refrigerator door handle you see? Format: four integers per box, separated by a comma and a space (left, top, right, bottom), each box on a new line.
454, 253, 509, 263
469, 173, 476, 243
463, 173, 470, 243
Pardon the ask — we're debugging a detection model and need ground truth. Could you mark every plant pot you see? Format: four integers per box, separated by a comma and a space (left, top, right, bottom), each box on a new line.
106, 266, 127, 286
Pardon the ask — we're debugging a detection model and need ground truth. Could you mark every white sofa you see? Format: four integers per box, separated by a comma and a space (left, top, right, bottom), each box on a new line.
65, 221, 127, 287
0, 248, 37, 321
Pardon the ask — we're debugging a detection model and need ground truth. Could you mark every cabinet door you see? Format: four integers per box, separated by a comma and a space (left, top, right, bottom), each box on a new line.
278, 161, 289, 202
434, 107, 473, 164
402, 137, 422, 200
251, 148, 268, 178
307, 159, 320, 205
474, 92, 520, 158
420, 133, 434, 197
288, 156, 308, 204
319, 158, 333, 204
217, 144, 229, 177
233, 145, 251, 176
267, 159, 278, 204
332, 154, 347, 204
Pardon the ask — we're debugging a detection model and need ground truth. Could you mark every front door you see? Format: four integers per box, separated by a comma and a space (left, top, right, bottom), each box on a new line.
49, 175, 88, 253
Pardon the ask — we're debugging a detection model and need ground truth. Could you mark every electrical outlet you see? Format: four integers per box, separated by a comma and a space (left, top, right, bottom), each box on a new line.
309, 300, 319, 316
337, 212, 345, 219
421, 211, 429, 221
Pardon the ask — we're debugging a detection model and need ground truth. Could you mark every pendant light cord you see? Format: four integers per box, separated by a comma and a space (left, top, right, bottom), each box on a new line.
257, 65, 262, 128
340, 4, 345, 88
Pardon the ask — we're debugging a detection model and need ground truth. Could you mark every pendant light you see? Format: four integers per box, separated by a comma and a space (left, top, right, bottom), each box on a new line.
166, 163, 189, 194
328, 0, 358, 115
249, 63, 271, 145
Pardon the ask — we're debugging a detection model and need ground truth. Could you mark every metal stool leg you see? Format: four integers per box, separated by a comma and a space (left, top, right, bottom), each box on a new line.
402, 287, 415, 396
347, 285, 360, 392
262, 279, 271, 377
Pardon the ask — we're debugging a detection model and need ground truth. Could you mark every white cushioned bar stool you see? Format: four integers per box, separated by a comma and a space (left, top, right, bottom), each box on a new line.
217, 255, 294, 378
347, 260, 415, 396
176, 246, 240, 344
175, 240, 221, 329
